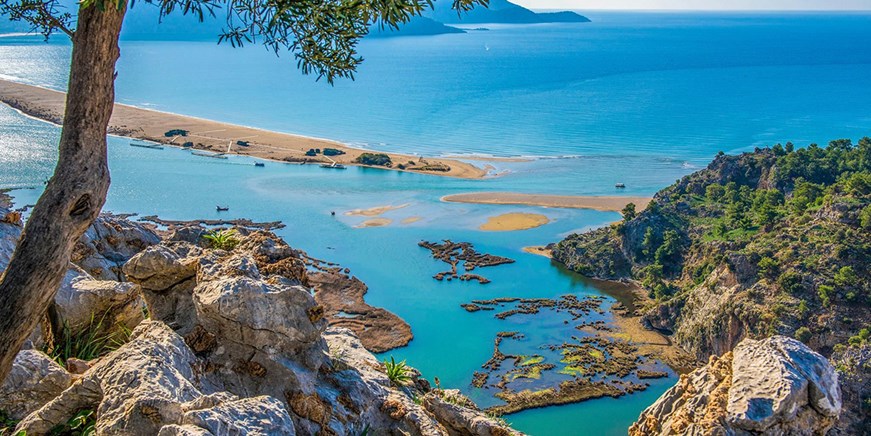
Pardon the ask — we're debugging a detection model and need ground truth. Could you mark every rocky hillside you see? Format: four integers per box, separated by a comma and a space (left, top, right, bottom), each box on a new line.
552, 139, 871, 432
0, 197, 521, 435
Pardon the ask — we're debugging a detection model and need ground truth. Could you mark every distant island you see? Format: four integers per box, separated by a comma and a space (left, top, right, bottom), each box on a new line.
373, 0, 589, 37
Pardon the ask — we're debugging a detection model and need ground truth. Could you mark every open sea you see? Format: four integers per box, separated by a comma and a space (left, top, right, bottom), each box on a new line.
1, 10, 870, 435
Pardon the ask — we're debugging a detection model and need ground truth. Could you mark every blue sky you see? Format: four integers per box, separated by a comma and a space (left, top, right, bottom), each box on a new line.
513, 0, 871, 10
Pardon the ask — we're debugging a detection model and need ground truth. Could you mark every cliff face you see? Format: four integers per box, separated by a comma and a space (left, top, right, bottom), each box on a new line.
553, 140, 871, 432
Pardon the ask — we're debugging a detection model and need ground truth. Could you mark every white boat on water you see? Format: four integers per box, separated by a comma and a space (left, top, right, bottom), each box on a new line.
130, 141, 164, 150
191, 151, 228, 159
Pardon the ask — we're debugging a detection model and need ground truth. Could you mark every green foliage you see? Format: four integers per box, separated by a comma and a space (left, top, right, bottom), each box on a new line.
794, 327, 812, 343
621, 203, 636, 222
654, 230, 681, 267
641, 227, 658, 259
847, 326, 870, 347
383, 356, 412, 387
818, 284, 834, 307
705, 183, 725, 201
202, 229, 240, 251
355, 153, 392, 167
164, 129, 188, 137
322, 148, 345, 156
1, 410, 19, 434
305, 148, 318, 156
834, 266, 858, 287
757, 256, 779, 279
777, 270, 803, 295
45, 313, 131, 367
182, 141, 194, 147
49, 409, 96, 436
860, 205, 871, 229
797, 300, 809, 319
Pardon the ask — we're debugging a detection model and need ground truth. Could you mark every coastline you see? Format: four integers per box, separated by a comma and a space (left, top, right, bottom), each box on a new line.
0, 79, 487, 179
442, 192, 653, 212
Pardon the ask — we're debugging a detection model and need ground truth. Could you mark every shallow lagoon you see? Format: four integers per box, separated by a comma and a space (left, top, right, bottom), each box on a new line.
2, 103, 675, 434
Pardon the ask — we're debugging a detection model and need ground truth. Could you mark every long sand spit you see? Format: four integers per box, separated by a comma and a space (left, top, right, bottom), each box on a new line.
0, 79, 486, 179
442, 192, 652, 212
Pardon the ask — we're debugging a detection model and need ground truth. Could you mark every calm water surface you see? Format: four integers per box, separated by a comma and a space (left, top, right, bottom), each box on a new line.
2, 11, 870, 435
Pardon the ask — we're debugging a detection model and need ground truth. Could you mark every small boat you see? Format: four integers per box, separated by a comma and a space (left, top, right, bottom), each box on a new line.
130, 142, 163, 150
216, 205, 229, 212
254, 162, 265, 167
615, 183, 626, 188
320, 163, 347, 170
192, 151, 228, 160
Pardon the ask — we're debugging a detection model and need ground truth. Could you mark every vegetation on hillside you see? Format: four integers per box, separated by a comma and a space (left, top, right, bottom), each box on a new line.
554, 138, 870, 358
355, 153, 392, 167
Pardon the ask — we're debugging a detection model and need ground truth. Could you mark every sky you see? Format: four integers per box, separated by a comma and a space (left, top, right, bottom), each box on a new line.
512, 0, 871, 10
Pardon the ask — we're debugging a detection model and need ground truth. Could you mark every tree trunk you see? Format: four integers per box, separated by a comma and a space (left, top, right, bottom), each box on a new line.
0, 3, 126, 381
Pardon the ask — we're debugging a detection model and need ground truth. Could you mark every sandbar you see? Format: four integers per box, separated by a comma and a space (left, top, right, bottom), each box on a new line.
443, 192, 652, 212
480, 213, 549, 231
356, 218, 392, 228
345, 203, 409, 217
401, 216, 422, 225
522, 246, 553, 258
0, 79, 486, 179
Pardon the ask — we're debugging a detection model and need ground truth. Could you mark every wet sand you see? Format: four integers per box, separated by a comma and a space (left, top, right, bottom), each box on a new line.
0, 79, 486, 179
443, 192, 652, 211
356, 218, 392, 228
345, 204, 409, 217
480, 213, 550, 231
522, 245, 553, 258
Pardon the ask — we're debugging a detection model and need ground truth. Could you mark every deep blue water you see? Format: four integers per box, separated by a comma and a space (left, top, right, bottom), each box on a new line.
2, 11, 870, 435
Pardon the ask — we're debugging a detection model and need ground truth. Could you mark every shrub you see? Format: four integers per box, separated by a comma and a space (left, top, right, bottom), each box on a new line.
182, 141, 194, 148
383, 356, 412, 387
49, 409, 96, 435
794, 327, 812, 343
236, 140, 250, 146
621, 203, 637, 222
202, 229, 240, 251
164, 129, 188, 137
834, 266, 857, 287
757, 256, 779, 279
323, 148, 345, 156
305, 149, 318, 156
777, 271, 803, 295
45, 313, 131, 367
818, 284, 834, 307
355, 153, 392, 167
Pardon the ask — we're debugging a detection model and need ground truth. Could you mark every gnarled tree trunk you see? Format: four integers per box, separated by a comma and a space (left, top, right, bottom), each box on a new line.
0, 3, 126, 381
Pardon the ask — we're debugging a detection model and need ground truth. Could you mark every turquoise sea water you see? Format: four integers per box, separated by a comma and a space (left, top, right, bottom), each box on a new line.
2, 11, 871, 435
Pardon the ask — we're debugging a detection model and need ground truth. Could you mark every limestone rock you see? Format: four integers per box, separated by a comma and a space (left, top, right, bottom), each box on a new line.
53, 275, 145, 333
829, 344, 871, 435
422, 389, 522, 436
181, 395, 296, 435
124, 244, 199, 292
72, 214, 160, 280
630, 336, 841, 436
16, 320, 207, 435
0, 350, 71, 420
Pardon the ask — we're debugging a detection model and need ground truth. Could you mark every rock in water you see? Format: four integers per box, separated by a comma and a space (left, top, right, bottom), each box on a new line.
630, 336, 842, 435
0, 350, 72, 420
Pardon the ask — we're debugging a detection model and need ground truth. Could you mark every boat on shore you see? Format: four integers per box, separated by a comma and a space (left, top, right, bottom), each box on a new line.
192, 151, 228, 159
130, 141, 164, 150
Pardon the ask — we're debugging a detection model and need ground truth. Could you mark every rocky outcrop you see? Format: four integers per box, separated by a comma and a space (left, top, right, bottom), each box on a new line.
52, 268, 145, 334
14, 228, 521, 435
630, 336, 841, 435
309, 271, 413, 353
829, 344, 871, 435
72, 214, 160, 281
0, 350, 71, 420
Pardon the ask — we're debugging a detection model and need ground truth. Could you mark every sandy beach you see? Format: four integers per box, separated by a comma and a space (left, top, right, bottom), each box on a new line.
443, 192, 652, 211
0, 79, 486, 179
480, 212, 550, 231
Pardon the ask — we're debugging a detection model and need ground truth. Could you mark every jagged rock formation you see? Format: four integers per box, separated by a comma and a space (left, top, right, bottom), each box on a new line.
630, 336, 842, 435
72, 214, 160, 281
829, 344, 871, 435
0, 350, 71, 421
11, 227, 522, 435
